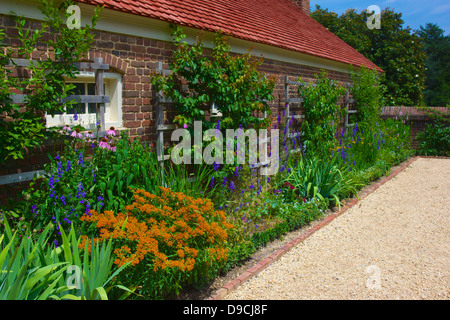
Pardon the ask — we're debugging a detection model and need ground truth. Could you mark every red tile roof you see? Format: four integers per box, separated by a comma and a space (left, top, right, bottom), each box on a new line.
78, 0, 382, 71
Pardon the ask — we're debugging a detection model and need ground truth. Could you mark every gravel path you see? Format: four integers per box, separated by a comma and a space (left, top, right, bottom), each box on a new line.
226, 158, 450, 300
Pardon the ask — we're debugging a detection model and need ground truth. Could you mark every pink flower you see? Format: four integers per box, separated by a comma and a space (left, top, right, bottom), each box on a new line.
284, 182, 295, 190
106, 126, 116, 136
99, 138, 109, 149
85, 131, 94, 139
62, 125, 71, 132
108, 144, 117, 152
183, 124, 188, 129
70, 128, 83, 138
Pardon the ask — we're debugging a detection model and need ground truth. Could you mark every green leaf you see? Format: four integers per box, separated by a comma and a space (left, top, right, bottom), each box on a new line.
58, 224, 73, 265
107, 189, 113, 202
25, 262, 68, 292
93, 286, 108, 300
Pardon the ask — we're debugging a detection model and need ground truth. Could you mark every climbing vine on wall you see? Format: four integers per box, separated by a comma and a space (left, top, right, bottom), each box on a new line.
299, 70, 345, 158
151, 24, 276, 131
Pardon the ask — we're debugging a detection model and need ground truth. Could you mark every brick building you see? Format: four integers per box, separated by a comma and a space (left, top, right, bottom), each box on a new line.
0, 0, 381, 203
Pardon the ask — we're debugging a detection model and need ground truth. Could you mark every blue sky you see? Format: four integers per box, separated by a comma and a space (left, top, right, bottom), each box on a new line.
310, 0, 450, 35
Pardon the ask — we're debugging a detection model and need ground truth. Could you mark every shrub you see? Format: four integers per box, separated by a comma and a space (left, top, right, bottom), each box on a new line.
151, 24, 275, 131
282, 156, 360, 208
299, 70, 345, 158
250, 198, 327, 249
223, 196, 327, 272
416, 123, 450, 156
14, 130, 215, 243
80, 187, 234, 299
0, 0, 102, 162
351, 66, 386, 127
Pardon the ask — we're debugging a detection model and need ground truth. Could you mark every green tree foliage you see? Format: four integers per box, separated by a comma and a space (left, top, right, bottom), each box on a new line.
151, 24, 275, 130
416, 23, 450, 106
0, 0, 102, 162
311, 5, 426, 106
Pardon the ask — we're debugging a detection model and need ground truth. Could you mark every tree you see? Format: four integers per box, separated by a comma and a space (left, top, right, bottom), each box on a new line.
311, 5, 426, 106
416, 23, 450, 106
0, 0, 102, 162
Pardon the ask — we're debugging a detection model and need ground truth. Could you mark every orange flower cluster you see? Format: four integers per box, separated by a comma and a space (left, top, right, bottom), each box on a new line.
80, 187, 233, 273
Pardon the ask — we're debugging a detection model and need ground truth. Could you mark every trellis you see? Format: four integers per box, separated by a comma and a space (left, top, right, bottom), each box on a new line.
154, 61, 272, 178
285, 77, 357, 141
0, 57, 111, 186
154, 62, 175, 183
284, 75, 306, 155
344, 83, 357, 132
153, 74, 357, 182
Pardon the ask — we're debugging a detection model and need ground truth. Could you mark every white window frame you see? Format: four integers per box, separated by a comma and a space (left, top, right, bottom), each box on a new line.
45, 71, 123, 130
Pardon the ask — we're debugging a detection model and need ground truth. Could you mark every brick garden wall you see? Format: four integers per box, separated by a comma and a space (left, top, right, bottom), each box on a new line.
0, 14, 353, 206
380, 106, 450, 149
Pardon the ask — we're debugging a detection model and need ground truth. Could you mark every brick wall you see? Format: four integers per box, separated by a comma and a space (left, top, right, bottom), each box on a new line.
0, 13, 352, 205
290, 0, 310, 14
380, 106, 450, 149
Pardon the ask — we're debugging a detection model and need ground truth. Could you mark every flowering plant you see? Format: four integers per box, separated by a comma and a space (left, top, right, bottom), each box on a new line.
18, 129, 158, 241
332, 118, 411, 173
21, 145, 103, 244
80, 187, 233, 299
58, 122, 119, 154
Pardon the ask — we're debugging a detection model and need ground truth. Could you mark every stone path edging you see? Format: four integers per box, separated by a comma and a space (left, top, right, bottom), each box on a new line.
208, 156, 420, 300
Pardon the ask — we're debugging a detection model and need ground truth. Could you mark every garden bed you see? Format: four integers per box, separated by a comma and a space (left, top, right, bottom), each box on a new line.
174, 158, 411, 300
1, 51, 416, 299
223, 157, 450, 300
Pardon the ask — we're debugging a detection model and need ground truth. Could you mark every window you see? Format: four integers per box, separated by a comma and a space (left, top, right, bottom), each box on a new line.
46, 71, 122, 129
